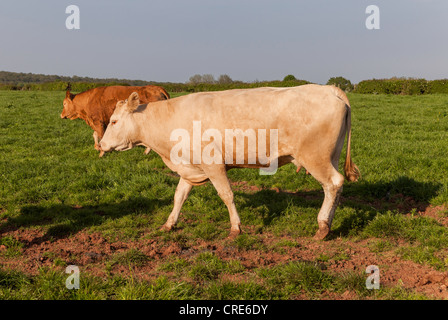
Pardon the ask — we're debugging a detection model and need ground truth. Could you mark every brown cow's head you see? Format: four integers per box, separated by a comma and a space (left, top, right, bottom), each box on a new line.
100, 92, 141, 153
61, 86, 77, 119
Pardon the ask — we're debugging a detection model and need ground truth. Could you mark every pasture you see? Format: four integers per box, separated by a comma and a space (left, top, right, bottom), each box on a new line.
0, 90, 447, 300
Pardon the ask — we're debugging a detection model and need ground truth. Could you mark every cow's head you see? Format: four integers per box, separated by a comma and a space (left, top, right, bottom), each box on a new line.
100, 92, 141, 153
61, 85, 77, 119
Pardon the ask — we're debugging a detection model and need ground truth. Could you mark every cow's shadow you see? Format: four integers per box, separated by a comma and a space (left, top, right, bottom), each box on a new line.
234, 176, 442, 239
1, 176, 441, 245
0, 197, 171, 246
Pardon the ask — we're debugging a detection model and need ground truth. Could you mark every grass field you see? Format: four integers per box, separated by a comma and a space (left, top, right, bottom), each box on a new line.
0, 90, 447, 300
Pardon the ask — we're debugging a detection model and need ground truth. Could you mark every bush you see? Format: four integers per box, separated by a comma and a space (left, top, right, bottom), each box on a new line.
217, 74, 233, 84
326, 77, 354, 92
188, 74, 216, 85
428, 79, 448, 94
283, 74, 297, 81
353, 78, 448, 95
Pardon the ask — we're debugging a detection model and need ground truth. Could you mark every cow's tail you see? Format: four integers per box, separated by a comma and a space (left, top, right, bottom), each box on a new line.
344, 106, 360, 182
331, 86, 360, 182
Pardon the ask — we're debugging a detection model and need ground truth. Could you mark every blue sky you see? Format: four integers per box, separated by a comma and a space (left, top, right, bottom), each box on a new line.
0, 0, 447, 84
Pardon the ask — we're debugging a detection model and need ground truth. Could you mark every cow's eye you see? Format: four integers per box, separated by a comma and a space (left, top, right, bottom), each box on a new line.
111, 120, 117, 125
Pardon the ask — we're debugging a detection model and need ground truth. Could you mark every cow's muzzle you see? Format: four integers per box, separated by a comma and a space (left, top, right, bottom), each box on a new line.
98, 142, 110, 153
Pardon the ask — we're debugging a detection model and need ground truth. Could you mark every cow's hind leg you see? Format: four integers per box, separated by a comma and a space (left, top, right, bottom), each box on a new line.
202, 166, 242, 238
305, 162, 345, 240
160, 177, 193, 232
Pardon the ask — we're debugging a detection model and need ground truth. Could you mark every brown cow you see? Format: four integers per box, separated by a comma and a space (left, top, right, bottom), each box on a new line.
61, 84, 170, 156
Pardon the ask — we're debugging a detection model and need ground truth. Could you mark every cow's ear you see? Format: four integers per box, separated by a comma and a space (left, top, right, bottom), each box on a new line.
65, 83, 72, 100
126, 92, 140, 112
67, 92, 76, 100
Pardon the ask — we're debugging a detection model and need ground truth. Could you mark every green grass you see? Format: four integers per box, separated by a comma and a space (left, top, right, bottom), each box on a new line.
0, 91, 447, 299
0, 261, 429, 300
0, 235, 24, 257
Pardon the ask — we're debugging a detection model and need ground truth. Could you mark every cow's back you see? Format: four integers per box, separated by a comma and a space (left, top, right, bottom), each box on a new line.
99, 85, 169, 105
155, 85, 346, 132
75, 85, 169, 119
138, 85, 170, 102
143, 85, 349, 160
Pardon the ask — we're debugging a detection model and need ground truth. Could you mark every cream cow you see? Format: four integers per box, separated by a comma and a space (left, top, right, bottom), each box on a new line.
100, 84, 360, 240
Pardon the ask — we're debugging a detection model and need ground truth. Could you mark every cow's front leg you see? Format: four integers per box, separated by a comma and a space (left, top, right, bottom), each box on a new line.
93, 131, 106, 157
93, 131, 101, 150
203, 166, 242, 238
94, 123, 107, 157
160, 178, 193, 232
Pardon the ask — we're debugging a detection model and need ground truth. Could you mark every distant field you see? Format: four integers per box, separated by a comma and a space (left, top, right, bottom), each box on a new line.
0, 90, 447, 300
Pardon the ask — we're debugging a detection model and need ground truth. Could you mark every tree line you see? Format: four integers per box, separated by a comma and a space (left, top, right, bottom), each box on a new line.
0, 71, 150, 86
0, 71, 447, 94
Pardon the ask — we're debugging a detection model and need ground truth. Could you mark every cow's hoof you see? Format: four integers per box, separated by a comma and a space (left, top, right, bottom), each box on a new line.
160, 224, 173, 232
313, 223, 330, 241
99, 151, 105, 158
228, 227, 242, 239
